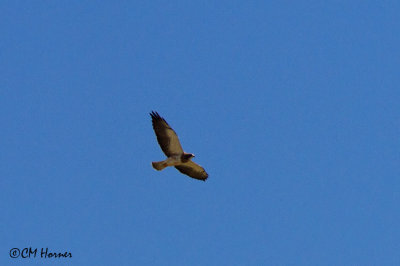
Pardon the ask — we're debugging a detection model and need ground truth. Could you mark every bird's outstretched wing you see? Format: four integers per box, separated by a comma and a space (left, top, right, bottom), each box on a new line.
150, 111, 184, 156
175, 161, 208, 181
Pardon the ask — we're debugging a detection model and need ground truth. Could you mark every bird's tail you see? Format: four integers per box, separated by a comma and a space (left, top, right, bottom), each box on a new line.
152, 161, 167, 171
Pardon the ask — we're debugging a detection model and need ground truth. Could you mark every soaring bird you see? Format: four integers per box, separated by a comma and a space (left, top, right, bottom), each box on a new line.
150, 111, 208, 181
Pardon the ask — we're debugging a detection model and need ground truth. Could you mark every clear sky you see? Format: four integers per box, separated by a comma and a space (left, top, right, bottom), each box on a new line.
1, 1, 399, 265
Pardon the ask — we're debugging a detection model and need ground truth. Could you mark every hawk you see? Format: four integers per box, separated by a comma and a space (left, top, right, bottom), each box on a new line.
150, 111, 208, 181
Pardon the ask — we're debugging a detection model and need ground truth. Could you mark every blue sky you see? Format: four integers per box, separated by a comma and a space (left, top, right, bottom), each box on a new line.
1, 1, 399, 265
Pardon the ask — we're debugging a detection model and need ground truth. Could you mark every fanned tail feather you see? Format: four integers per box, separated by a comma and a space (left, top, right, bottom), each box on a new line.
152, 161, 167, 171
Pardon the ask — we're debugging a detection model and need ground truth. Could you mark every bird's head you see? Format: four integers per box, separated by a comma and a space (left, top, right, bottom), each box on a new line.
183, 153, 195, 160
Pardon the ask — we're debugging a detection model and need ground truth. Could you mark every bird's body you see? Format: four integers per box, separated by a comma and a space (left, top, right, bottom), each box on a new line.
152, 153, 191, 170
150, 111, 208, 181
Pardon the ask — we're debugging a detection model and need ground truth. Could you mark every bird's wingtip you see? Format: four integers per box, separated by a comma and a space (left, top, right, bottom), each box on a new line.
150, 111, 158, 118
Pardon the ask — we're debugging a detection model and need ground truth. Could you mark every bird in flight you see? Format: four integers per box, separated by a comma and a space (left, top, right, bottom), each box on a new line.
150, 111, 208, 181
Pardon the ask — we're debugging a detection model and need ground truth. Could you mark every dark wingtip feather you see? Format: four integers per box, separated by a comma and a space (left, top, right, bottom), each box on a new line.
150, 110, 157, 118
150, 111, 167, 125
150, 111, 161, 120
